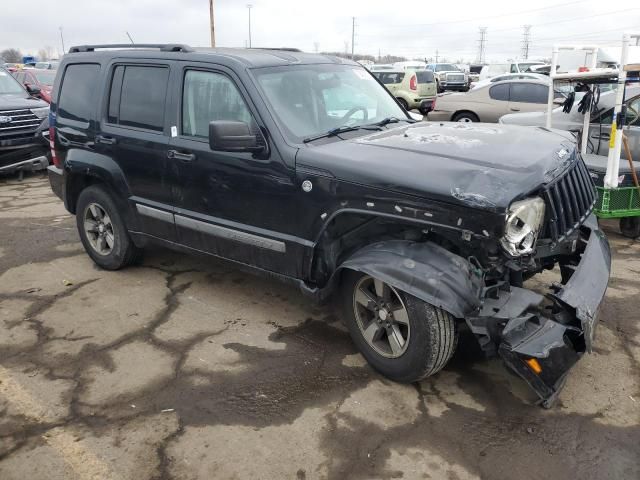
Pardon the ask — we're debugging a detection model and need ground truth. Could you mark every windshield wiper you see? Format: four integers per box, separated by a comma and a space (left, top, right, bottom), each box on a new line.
372, 116, 417, 127
302, 125, 380, 143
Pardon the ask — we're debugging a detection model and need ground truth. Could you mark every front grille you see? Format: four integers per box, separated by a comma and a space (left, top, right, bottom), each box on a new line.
541, 157, 596, 242
446, 73, 465, 82
0, 109, 41, 141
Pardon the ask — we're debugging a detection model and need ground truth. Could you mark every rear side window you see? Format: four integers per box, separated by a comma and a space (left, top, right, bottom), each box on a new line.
510, 83, 548, 104
182, 70, 253, 138
58, 63, 100, 123
416, 71, 434, 83
489, 84, 509, 101
379, 72, 404, 85
108, 65, 169, 132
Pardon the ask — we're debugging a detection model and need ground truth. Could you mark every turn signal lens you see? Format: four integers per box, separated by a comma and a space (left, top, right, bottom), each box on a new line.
525, 358, 542, 375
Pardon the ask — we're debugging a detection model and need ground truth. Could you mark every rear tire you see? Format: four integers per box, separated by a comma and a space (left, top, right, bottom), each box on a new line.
452, 111, 479, 123
340, 270, 458, 383
76, 185, 141, 270
397, 98, 409, 111
620, 217, 640, 239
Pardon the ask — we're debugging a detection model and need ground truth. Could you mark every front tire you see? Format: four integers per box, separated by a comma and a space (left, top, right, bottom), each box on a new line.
341, 270, 458, 382
76, 185, 141, 270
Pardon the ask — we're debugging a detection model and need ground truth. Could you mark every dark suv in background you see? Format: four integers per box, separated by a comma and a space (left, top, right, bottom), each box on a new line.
0, 68, 50, 175
47, 44, 610, 407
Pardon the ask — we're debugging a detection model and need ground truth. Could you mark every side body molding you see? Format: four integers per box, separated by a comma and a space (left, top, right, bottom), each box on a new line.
337, 240, 483, 318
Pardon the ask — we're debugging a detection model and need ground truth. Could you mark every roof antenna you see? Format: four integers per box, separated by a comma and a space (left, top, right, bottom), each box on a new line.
126, 32, 134, 44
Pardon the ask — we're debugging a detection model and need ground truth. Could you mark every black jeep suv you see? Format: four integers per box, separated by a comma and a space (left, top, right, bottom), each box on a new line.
47, 44, 611, 407
0, 67, 50, 175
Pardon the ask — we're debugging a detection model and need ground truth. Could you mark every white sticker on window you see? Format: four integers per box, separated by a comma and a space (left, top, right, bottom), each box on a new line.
171, 126, 177, 137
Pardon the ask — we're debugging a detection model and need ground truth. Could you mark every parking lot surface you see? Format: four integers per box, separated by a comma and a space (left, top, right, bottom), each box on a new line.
0, 173, 638, 480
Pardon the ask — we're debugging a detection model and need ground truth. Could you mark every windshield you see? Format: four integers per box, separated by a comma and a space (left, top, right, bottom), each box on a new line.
34, 71, 55, 86
252, 64, 406, 143
435, 64, 459, 72
0, 70, 25, 94
518, 62, 545, 71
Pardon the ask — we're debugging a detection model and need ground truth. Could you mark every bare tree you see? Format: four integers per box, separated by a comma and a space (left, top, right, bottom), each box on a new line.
1, 48, 22, 63
38, 49, 50, 61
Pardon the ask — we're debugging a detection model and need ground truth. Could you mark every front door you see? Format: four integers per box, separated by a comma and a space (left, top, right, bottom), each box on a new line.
97, 61, 176, 240
167, 65, 304, 277
588, 95, 640, 160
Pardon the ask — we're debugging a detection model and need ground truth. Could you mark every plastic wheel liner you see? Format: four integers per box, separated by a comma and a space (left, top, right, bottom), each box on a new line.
339, 215, 610, 408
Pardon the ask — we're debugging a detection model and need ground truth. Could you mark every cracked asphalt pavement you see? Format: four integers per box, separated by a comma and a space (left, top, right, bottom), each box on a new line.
0, 173, 638, 480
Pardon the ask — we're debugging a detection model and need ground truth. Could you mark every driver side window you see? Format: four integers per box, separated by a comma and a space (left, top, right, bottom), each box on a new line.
182, 70, 253, 138
597, 97, 640, 126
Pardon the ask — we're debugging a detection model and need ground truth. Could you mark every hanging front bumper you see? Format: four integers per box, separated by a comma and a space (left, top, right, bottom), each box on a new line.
468, 214, 611, 407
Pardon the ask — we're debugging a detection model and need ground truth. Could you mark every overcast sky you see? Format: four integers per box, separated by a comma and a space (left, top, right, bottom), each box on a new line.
2, 0, 639, 62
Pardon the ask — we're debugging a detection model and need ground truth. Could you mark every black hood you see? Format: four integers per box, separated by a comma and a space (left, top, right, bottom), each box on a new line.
0, 93, 48, 110
296, 122, 577, 212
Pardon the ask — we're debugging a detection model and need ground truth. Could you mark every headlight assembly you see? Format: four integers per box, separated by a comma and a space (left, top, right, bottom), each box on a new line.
500, 197, 546, 257
30, 107, 50, 119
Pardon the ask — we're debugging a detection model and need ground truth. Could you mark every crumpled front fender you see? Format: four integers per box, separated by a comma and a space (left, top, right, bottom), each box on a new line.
338, 240, 483, 318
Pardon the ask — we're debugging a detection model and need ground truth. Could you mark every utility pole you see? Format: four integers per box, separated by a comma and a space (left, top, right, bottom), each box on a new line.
209, 0, 216, 47
247, 4, 253, 48
351, 17, 356, 60
313, 42, 319, 53
521, 25, 532, 59
435, 49, 439, 63
378, 48, 381, 62
59, 26, 65, 54
476, 27, 487, 64
126, 32, 134, 44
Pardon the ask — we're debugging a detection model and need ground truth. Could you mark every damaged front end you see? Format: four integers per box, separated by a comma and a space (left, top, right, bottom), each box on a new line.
467, 214, 611, 407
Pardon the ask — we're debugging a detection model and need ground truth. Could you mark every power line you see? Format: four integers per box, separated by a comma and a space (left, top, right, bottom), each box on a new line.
372, 0, 585, 30
476, 27, 487, 63
521, 25, 532, 59
352, 17, 356, 59
358, 7, 640, 40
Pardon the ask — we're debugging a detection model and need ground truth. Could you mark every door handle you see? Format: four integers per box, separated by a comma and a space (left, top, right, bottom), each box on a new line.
510, 108, 521, 112
167, 149, 196, 163
96, 135, 116, 145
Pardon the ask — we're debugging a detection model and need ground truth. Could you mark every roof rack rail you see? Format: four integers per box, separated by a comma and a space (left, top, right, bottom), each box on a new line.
68, 44, 194, 53
251, 47, 302, 52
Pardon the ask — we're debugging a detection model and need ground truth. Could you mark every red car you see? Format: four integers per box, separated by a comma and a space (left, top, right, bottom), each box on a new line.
11, 69, 56, 103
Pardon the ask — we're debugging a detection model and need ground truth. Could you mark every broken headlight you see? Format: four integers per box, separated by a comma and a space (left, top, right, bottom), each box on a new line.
500, 197, 546, 257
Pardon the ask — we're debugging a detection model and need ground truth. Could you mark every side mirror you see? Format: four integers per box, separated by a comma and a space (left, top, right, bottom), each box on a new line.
26, 84, 41, 96
208, 121, 263, 153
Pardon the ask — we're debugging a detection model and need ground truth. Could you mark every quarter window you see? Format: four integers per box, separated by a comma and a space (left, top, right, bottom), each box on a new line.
489, 84, 509, 101
379, 72, 405, 85
108, 65, 169, 132
58, 63, 101, 123
182, 70, 252, 138
510, 83, 548, 104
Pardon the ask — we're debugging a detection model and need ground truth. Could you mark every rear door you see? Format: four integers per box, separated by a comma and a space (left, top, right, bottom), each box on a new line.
379, 72, 404, 94
485, 83, 511, 122
416, 70, 436, 97
96, 60, 176, 240
508, 82, 549, 114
